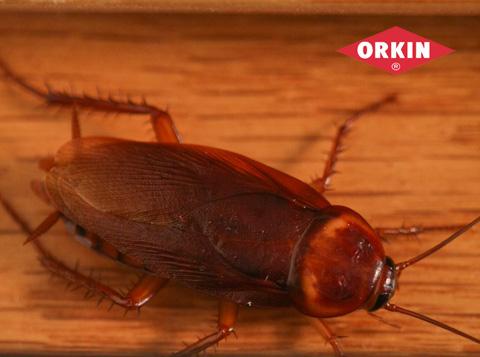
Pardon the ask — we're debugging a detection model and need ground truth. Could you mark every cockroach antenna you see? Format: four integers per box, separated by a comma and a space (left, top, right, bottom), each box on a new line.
385, 216, 480, 343
384, 303, 480, 344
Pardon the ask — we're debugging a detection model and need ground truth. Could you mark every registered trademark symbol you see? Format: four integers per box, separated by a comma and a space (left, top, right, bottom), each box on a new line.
391, 62, 401, 71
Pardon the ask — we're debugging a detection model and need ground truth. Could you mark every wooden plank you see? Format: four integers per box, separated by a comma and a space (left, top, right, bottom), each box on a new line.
1, 0, 480, 15
0, 12, 479, 356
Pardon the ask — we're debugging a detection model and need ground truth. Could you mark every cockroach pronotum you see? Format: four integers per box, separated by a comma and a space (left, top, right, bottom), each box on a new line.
0, 58, 478, 356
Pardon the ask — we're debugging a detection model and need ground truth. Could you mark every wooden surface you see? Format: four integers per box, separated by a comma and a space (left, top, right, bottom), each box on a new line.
0, 12, 479, 357
1, 1, 480, 15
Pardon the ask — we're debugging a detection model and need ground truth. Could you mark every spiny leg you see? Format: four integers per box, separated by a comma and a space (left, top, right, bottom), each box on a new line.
0, 58, 180, 143
310, 318, 345, 357
173, 300, 239, 356
0, 192, 168, 310
41, 256, 168, 311
376, 223, 468, 242
311, 94, 396, 193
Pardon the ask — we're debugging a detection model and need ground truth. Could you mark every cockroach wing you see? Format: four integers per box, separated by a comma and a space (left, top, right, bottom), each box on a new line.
51, 137, 328, 221
46, 137, 329, 304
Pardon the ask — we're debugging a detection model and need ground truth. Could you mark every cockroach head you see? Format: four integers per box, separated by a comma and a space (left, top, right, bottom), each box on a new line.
287, 207, 480, 345
287, 205, 390, 318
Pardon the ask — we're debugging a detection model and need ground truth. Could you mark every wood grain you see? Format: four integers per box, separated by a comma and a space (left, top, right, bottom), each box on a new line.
0, 12, 479, 356
1, 0, 480, 15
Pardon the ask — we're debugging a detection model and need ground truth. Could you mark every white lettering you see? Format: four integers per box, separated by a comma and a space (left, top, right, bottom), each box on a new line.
357, 42, 373, 59
407, 42, 413, 58
355, 41, 431, 59
416, 42, 430, 58
391, 42, 405, 58
375, 42, 388, 58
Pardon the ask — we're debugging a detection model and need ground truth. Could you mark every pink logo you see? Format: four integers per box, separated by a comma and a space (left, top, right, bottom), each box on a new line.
338, 26, 454, 74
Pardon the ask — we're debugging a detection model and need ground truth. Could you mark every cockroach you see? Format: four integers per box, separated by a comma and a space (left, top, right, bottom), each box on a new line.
0, 58, 479, 356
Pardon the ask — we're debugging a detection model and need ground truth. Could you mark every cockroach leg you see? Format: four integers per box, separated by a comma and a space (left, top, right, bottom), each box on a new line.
375, 224, 467, 242
310, 318, 345, 357
23, 210, 61, 245
0, 58, 181, 144
150, 111, 181, 143
39, 253, 168, 310
173, 300, 239, 356
310, 94, 396, 193
119, 274, 168, 309
0, 192, 168, 310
